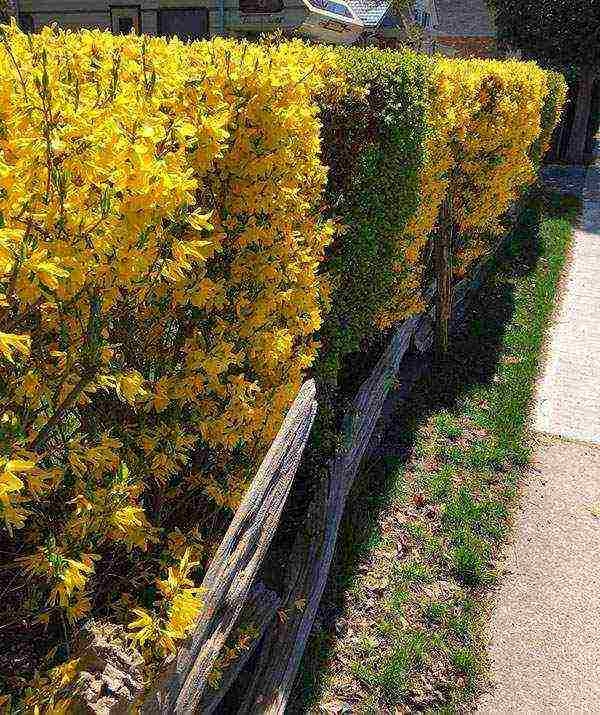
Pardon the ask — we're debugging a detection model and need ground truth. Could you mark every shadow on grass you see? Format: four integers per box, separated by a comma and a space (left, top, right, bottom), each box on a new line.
289, 188, 576, 713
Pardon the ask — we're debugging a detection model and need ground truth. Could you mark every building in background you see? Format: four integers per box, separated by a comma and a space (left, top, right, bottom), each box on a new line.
16, 0, 364, 44
13, 0, 497, 55
432, 0, 496, 57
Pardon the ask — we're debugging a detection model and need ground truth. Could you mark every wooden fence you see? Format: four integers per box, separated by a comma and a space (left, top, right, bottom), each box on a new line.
80, 204, 513, 715
143, 319, 434, 714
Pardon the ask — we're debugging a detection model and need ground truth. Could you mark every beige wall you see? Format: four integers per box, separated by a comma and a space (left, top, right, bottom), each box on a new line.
29, 12, 112, 30
19, 0, 222, 35
19, 0, 356, 41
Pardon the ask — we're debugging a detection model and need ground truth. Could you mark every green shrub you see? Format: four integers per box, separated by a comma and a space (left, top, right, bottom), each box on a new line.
316, 48, 430, 383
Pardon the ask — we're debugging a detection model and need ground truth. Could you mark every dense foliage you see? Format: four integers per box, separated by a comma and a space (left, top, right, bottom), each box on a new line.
0, 20, 565, 711
317, 47, 430, 380
412, 58, 567, 284
488, 0, 599, 162
489, 0, 600, 70
0, 0, 13, 23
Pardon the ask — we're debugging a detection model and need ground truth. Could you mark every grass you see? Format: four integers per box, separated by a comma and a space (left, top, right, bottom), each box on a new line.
291, 188, 580, 714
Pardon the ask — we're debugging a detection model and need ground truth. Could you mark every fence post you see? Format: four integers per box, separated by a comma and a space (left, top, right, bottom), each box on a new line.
434, 193, 454, 358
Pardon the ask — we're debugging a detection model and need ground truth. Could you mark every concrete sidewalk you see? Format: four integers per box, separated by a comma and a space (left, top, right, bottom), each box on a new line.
476, 440, 600, 715
477, 143, 600, 714
532, 183, 600, 445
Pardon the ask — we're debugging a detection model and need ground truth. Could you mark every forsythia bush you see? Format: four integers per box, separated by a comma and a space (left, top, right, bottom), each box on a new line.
385, 57, 567, 324
0, 21, 340, 710
0, 19, 565, 711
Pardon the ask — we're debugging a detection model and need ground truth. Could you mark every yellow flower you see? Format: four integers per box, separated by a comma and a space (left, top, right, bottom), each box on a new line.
187, 210, 214, 232
0, 331, 31, 363
116, 371, 148, 405
128, 608, 159, 647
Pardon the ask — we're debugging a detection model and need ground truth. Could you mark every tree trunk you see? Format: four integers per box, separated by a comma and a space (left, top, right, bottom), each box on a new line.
566, 70, 596, 165
434, 195, 454, 358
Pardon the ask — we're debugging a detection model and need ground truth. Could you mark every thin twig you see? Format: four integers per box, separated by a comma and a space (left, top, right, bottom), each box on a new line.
30, 368, 96, 452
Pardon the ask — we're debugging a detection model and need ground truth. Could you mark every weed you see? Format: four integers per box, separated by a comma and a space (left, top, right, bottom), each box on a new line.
396, 560, 433, 584
451, 646, 479, 679
449, 531, 490, 585
443, 488, 508, 540
375, 631, 429, 702
424, 601, 449, 624
434, 412, 463, 439
422, 465, 456, 502
442, 445, 465, 466
386, 588, 411, 613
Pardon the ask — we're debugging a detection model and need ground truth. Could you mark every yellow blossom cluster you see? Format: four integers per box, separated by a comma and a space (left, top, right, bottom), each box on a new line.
128, 548, 204, 658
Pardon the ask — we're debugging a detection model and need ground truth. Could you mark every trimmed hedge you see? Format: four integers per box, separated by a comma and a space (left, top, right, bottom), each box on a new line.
316, 48, 430, 381
318, 53, 567, 370
0, 20, 565, 711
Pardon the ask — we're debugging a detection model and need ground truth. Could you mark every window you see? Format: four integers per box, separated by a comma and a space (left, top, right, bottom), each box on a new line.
110, 6, 140, 35
19, 13, 35, 33
158, 9, 209, 41
381, 12, 400, 28
308, 0, 353, 19
413, 0, 433, 28
118, 17, 134, 33
239, 0, 284, 13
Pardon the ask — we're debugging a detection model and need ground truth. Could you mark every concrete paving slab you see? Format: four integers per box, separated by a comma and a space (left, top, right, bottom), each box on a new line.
476, 439, 600, 715
533, 154, 600, 444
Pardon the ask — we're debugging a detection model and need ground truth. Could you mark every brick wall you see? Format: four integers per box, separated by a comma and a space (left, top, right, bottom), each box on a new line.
362, 34, 433, 53
434, 34, 496, 58
434, 0, 495, 37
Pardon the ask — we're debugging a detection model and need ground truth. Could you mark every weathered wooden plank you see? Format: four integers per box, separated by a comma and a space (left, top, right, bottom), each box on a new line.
196, 582, 281, 715
413, 311, 435, 354
236, 475, 329, 715
141, 380, 318, 714
236, 316, 421, 715
336, 315, 422, 487
434, 197, 455, 357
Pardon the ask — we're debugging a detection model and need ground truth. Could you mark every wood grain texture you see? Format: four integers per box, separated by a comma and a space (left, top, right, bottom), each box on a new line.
236, 316, 421, 715
434, 197, 455, 358
195, 582, 281, 715
141, 380, 318, 714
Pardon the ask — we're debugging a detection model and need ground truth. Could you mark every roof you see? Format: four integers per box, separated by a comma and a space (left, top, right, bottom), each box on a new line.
346, 0, 439, 31
345, 0, 390, 27
434, 0, 495, 37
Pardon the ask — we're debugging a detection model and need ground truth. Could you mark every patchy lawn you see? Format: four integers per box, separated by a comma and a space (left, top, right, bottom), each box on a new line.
292, 188, 581, 714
